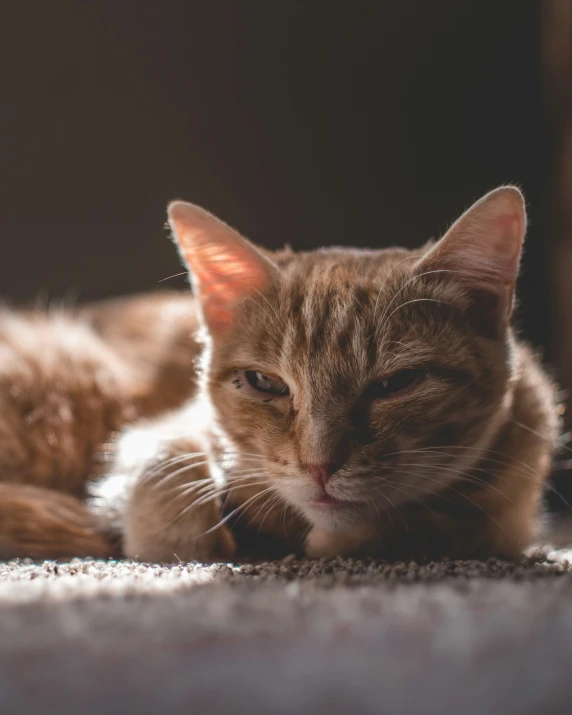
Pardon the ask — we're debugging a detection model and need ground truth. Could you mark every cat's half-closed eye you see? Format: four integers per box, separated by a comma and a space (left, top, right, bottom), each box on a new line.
242, 370, 290, 397
366, 369, 426, 400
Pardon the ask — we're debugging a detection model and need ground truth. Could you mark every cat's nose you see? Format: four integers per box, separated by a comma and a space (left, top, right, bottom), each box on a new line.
306, 464, 335, 488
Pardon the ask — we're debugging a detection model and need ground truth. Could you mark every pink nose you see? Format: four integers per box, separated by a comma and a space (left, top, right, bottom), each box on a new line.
307, 464, 335, 489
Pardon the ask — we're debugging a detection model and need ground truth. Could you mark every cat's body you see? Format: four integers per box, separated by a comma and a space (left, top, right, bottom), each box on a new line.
0, 187, 560, 562
0, 293, 201, 558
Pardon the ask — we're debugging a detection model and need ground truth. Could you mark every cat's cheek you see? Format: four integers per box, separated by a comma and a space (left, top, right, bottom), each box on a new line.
214, 382, 291, 447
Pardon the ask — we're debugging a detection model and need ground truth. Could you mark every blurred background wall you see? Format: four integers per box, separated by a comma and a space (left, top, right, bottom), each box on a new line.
1, 1, 571, 502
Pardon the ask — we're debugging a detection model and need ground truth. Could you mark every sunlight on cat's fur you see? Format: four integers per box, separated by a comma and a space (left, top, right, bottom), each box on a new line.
0, 187, 560, 562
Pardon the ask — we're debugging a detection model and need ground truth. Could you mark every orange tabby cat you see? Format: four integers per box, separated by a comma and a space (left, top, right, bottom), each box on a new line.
0, 187, 559, 561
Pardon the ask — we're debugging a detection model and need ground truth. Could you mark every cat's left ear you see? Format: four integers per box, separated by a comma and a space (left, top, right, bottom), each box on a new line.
168, 201, 278, 333
415, 186, 526, 329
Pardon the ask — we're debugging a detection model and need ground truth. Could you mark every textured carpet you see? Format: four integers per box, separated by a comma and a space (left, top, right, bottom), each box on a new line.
1, 547, 572, 715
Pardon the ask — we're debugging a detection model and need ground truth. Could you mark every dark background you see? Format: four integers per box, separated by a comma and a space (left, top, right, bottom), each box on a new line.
2, 2, 570, 501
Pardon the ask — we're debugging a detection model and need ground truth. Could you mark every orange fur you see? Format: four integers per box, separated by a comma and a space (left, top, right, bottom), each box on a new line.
0, 187, 560, 562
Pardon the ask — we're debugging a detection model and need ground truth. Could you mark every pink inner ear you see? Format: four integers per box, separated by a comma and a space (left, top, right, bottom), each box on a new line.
416, 187, 526, 326
490, 213, 524, 273
192, 248, 271, 331
429, 189, 525, 277
168, 202, 276, 333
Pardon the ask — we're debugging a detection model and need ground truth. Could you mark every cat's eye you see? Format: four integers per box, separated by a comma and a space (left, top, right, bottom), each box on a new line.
244, 370, 290, 396
368, 369, 424, 399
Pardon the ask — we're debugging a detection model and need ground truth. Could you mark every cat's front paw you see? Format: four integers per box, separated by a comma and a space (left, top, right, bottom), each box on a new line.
123, 483, 238, 564
123, 506, 237, 564
180, 519, 237, 563
92, 417, 240, 564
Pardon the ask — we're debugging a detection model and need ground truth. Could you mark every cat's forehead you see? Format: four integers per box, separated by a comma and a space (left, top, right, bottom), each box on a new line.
275, 246, 420, 305
253, 247, 425, 383
217, 243, 460, 392
276, 246, 417, 282
224, 244, 438, 381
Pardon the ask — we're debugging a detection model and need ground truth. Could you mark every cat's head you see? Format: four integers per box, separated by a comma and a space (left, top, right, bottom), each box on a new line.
168, 188, 525, 531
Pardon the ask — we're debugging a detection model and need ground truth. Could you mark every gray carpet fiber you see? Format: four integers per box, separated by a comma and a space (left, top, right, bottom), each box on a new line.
2, 547, 572, 714
0, 548, 572, 715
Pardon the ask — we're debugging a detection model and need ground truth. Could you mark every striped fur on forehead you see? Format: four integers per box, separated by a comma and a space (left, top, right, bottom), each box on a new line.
210, 248, 498, 445
211, 243, 490, 385
280, 250, 418, 356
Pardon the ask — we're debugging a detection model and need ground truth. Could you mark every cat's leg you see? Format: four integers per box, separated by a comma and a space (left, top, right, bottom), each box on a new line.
90, 408, 237, 563
122, 438, 237, 563
0, 483, 113, 560
379, 509, 535, 560
304, 502, 537, 561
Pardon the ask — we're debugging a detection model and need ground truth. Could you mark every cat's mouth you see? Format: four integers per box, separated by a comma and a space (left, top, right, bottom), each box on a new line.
310, 493, 360, 509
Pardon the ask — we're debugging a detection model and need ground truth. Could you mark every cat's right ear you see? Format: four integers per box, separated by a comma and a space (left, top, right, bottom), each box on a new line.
167, 201, 278, 334
414, 186, 526, 332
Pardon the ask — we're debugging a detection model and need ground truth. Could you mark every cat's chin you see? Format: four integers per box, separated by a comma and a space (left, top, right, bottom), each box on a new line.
302, 499, 368, 531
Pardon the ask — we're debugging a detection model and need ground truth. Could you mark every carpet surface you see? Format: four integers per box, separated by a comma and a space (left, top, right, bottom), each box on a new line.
1, 547, 572, 715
